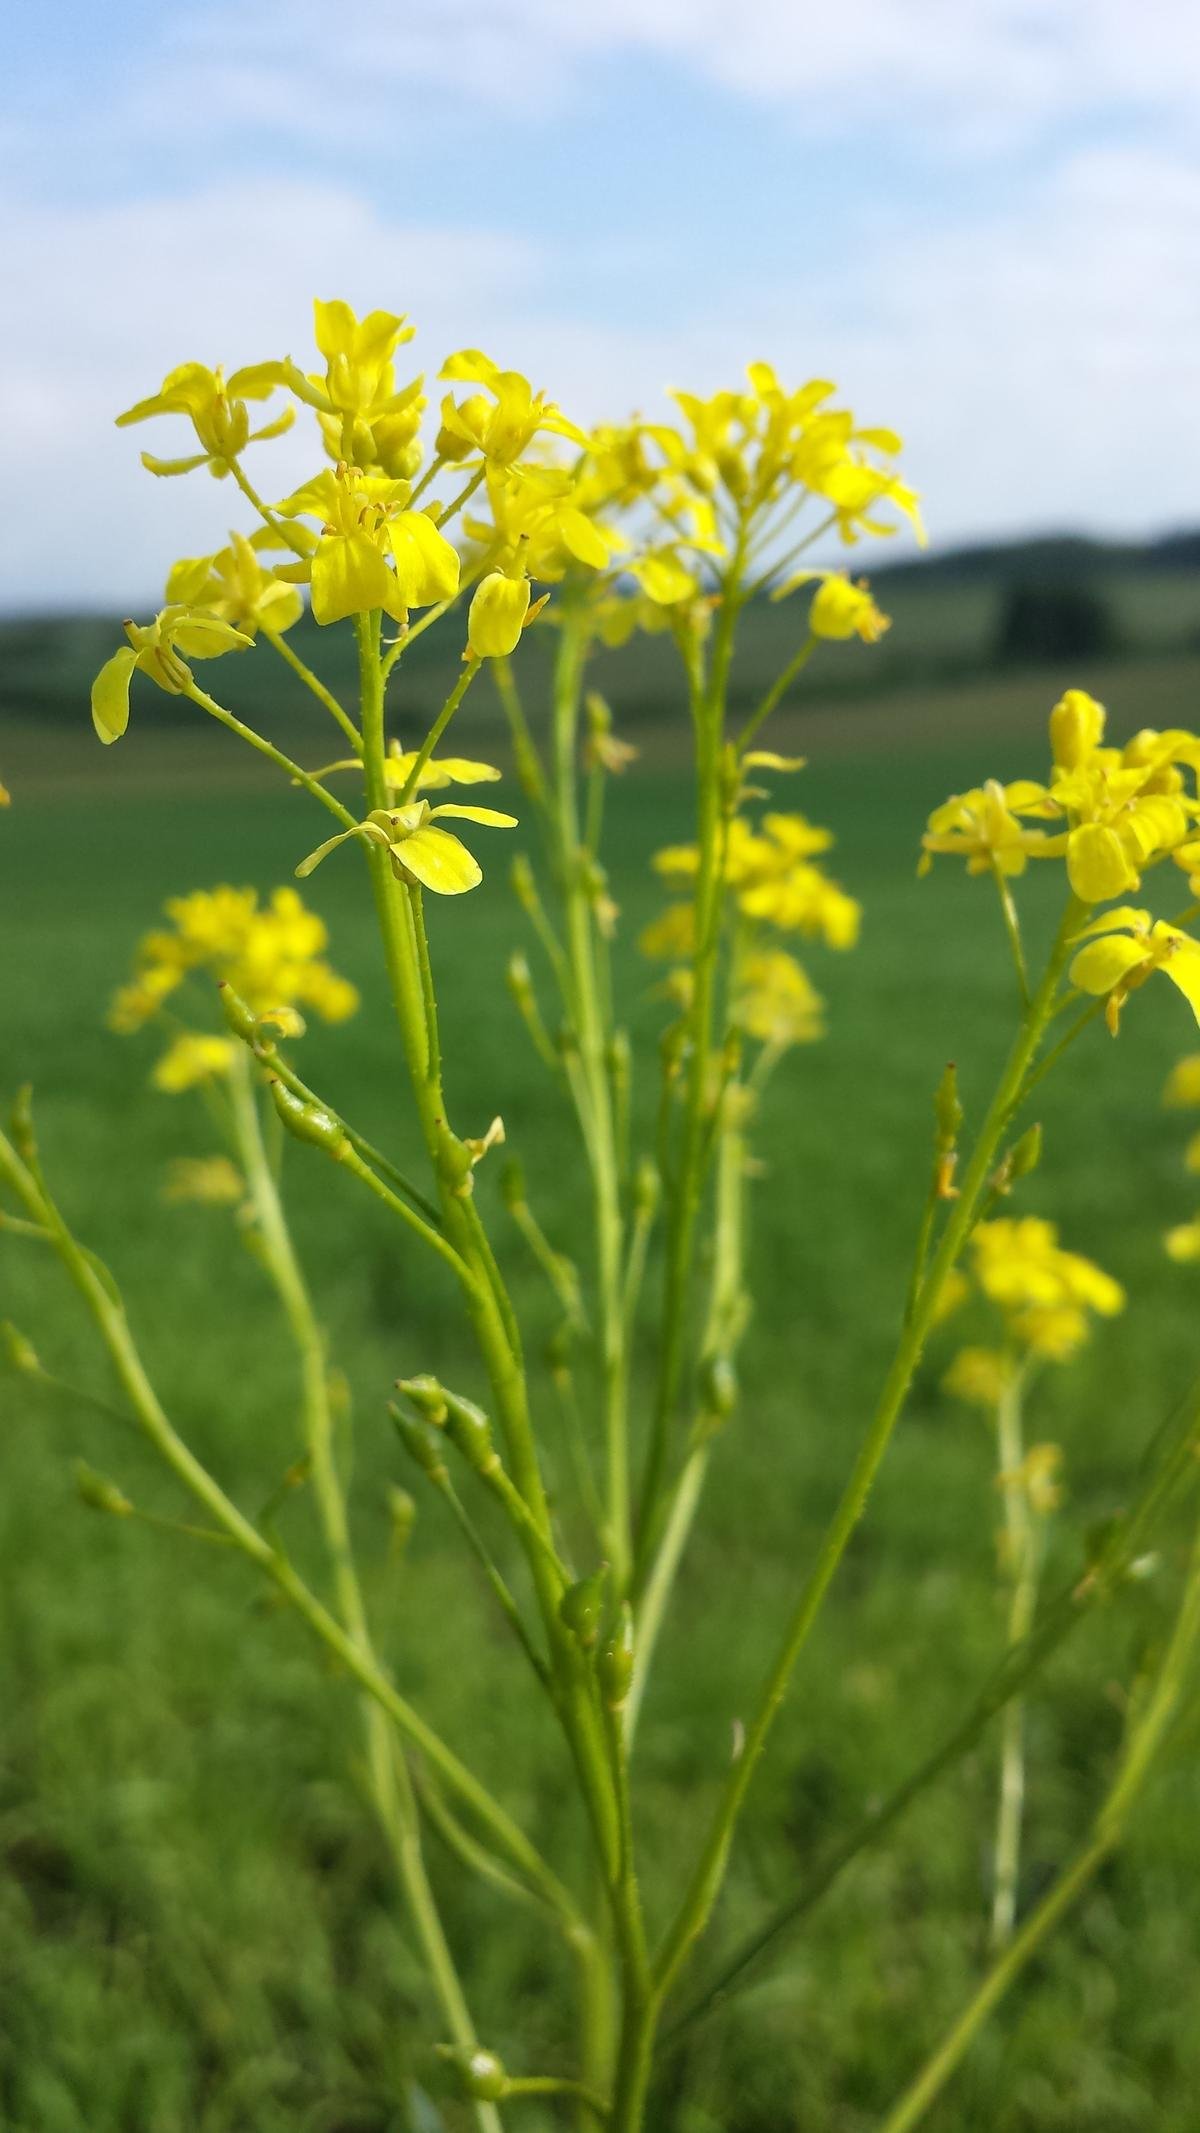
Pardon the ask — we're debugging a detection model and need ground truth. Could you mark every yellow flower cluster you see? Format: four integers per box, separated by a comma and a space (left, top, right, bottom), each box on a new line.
642, 802, 860, 1048
296, 755, 516, 896
110, 885, 358, 1090
942, 1214, 1124, 1376
98, 303, 916, 735
922, 689, 1200, 907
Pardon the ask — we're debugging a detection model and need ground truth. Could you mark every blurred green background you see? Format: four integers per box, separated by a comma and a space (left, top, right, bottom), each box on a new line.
4, 539, 1200, 2132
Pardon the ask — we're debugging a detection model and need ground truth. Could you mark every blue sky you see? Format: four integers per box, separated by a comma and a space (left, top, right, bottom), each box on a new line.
4, 0, 1199, 607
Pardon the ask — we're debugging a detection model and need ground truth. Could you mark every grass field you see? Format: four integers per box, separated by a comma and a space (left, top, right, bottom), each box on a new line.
4, 626, 1200, 2131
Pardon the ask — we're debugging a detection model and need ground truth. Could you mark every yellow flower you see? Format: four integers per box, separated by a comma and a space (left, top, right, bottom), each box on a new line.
1163, 1055, 1200, 1107
943, 1347, 1012, 1408
1048, 689, 1106, 772
468, 570, 533, 658
91, 608, 253, 743
999, 1443, 1064, 1516
152, 1034, 236, 1093
111, 885, 359, 1034
116, 361, 293, 476
920, 780, 1063, 879
465, 470, 621, 584
1165, 1219, 1200, 1262
297, 802, 518, 897
733, 950, 825, 1045
0, 775, 10, 807
1070, 909, 1200, 1034
276, 466, 459, 625
166, 532, 303, 638
163, 1156, 245, 1206
638, 903, 697, 962
958, 1218, 1122, 1364
772, 571, 889, 642
309, 745, 503, 796
438, 350, 588, 469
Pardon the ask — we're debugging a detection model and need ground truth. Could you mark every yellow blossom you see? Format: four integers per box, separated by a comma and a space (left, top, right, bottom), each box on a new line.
733, 951, 825, 1045
116, 361, 293, 476
163, 1156, 246, 1206
438, 350, 587, 470
1070, 909, 1200, 1034
1048, 689, 1106, 772
166, 532, 303, 638
1164, 1055, 1200, 1107
943, 1347, 1013, 1408
1165, 1219, 1200, 1263
920, 780, 1063, 879
772, 571, 889, 642
276, 466, 460, 625
468, 570, 533, 659
152, 1034, 236, 1093
998, 1443, 1064, 1516
91, 608, 253, 743
111, 885, 359, 1037
297, 801, 517, 898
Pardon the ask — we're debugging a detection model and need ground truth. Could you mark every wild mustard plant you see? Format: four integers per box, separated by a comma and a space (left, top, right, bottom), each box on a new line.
7, 299, 1200, 2131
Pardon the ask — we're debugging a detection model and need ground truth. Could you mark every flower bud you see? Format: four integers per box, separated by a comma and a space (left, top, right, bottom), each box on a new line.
436, 2045, 509, 2102
217, 979, 258, 1043
387, 1485, 417, 1555
442, 1389, 499, 1476
468, 571, 531, 659
75, 1460, 133, 1517
388, 1401, 449, 1483
395, 1373, 449, 1423
933, 1062, 962, 1153
597, 1604, 635, 1709
699, 1353, 738, 1427
10, 1083, 36, 1164
510, 853, 538, 917
1049, 688, 1105, 772
559, 1565, 608, 1649
268, 1080, 348, 1159
1008, 1121, 1043, 1182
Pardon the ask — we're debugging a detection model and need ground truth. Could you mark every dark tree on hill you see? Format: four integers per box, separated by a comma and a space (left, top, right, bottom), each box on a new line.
995, 582, 1119, 666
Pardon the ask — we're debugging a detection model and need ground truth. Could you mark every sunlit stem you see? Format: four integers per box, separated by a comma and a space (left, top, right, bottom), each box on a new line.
262, 627, 362, 754
990, 1368, 1039, 1950
225, 1052, 502, 2130
181, 682, 357, 829
880, 1505, 1200, 2133
735, 635, 816, 756
397, 657, 483, 803
228, 457, 313, 558
652, 895, 1083, 2001
990, 859, 1031, 1009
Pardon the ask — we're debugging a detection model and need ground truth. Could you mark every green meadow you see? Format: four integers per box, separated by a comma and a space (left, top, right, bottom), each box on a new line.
4, 590, 1200, 2130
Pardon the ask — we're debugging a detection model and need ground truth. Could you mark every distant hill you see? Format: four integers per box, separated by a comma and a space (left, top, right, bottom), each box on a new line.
871, 527, 1200, 587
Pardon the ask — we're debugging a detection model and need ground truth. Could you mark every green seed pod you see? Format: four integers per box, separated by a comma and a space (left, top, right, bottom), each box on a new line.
74, 1460, 133, 1517
559, 1564, 608, 1649
933, 1062, 963, 1153
267, 1080, 348, 1159
699, 1353, 738, 1425
10, 1083, 36, 1163
510, 852, 538, 917
217, 979, 258, 1043
597, 1604, 635, 1709
396, 1373, 448, 1423
442, 1390, 498, 1475
1008, 1121, 1043, 1182
387, 1486, 417, 1555
437, 2045, 509, 2102
388, 1402, 448, 1484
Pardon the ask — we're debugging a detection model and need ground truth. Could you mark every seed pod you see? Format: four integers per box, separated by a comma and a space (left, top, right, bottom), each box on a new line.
597, 1603, 635, 1709
559, 1565, 608, 1650
268, 1080, 348, 1159
396, 1373, 449, 1424
75, 1460, 133, 1517
933, 1062, 963, 1153
442, 1390, 498, 1476
388, 1402, 448, 1484
217, 979, 258, 1043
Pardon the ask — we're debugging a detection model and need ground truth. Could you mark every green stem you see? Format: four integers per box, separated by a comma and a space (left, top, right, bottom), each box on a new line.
990, 1372, 1037, 1950
637, 570, 743, 1580
182, 682, 356, 829
734, 635, 815, 755
397, 657, 483, 803
0, 1126, 577, 1931
668, 1367, 1200, 2039
551, 609, 631, 1589
880, 1507, 1200, 2133
990, 860, 1031, 1009
262, 627, 362, 753
225, 1054, 502, 2132
653, 897, 1082, 1998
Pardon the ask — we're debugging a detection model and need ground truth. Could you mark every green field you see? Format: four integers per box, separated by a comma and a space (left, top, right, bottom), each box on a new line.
4, 619, 1200, 2132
